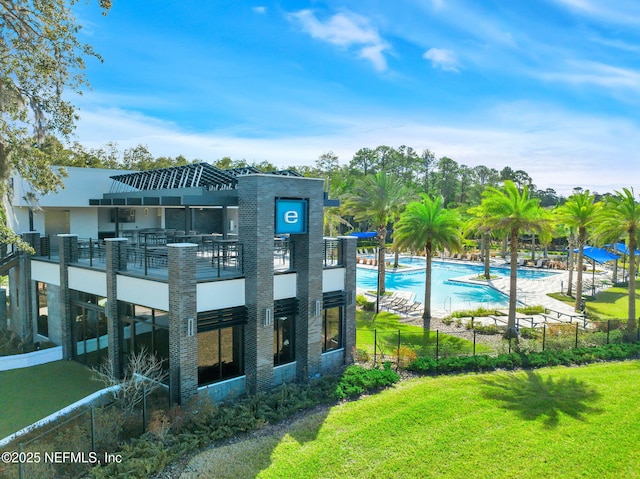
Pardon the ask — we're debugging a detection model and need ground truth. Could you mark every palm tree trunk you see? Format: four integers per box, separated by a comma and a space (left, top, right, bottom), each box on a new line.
507, 228, 519, 338
627, 234, 637, 334
423, 243, 433, 330
574, 228, 585, 312
566, 237, 575, 297
393, 248, 399, 268
531, 233, 536, 262
483, 232, 490, 279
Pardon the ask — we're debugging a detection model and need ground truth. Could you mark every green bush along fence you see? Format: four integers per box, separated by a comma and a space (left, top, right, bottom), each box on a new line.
357, 320, 640, 368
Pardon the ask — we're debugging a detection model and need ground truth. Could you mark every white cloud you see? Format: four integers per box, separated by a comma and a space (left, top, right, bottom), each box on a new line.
538, 61, 640, 91
423, 48, 460, 72
289, 10, 390, 71
72, 102, 640, 197
553, 0, 640, 25
252, 6, 266, 15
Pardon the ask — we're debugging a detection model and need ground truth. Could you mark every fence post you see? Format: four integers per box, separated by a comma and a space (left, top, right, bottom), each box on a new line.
508, 337, 511, 354
607, 320, 610, 344
436, 330, 439, 361
473, 329, 476, 357
89, 238, 94, 267
373, 329, 377, 365
91, 406, 96, 452
575, 322, 579, 349
18, 443, 24, 479
396, 330, 401, 370
542, 324, 546, 351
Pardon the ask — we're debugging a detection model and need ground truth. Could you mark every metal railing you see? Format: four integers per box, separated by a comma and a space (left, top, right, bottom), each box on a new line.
30, 236, 345, 279
323, 238, 340, 267
357, 320, 640, 369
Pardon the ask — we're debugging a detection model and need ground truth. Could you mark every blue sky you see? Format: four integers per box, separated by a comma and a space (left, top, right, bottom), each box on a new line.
71, 0, 640, 195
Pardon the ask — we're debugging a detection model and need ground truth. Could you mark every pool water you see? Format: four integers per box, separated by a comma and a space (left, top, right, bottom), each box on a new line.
356, 257, 557, 312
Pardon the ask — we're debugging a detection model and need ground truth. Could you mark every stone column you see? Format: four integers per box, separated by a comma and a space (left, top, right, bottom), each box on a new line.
58, 234, 79, 360
105, 238, 128, 378
168, 243, 198, 405
339, 236, 358, 364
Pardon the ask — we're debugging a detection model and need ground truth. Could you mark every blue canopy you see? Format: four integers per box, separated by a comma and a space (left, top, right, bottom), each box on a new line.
608, 242, 640, 256
574, 245, 619, 264
350, 232, 377, 239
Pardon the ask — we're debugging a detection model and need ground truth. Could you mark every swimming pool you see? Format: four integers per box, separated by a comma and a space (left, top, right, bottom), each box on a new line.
356, 257, 558, 311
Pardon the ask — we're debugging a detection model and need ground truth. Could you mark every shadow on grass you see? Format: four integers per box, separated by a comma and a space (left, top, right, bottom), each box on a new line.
478, 370, 603, 428
183, 406, 332, 479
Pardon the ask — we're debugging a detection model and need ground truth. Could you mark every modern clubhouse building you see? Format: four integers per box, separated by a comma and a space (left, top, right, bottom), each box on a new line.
3, 164, 356, 404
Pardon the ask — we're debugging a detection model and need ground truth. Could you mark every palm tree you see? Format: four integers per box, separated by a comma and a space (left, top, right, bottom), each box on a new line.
478, 181, 550, 338
394, 195, 463, 329
342, 172, 411, 299
467, 202, 499, 280
594, 187, 640, 334
555, 191, 601, 312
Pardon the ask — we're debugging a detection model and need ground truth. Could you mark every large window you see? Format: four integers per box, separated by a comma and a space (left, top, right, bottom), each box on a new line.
322, 307, 343, 352
72, 292, 107, 367
197, 307, 246, 386
274, 314, 295, 365
119, 303, 169, 375
36, 282, 48, 338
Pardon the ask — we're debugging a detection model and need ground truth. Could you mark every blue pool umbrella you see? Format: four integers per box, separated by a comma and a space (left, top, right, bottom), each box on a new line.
574, 246, 619, 296
575, 245, 619, 264
607, 242, 640, 256
349, 232, 378, 239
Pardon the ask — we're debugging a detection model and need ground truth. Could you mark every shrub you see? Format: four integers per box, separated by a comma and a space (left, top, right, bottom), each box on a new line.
354, 347, 370, 363
407, 343, 640, 376
335, 363, 400, 399
395, 345, 417, 367
468, 323, 502, 335
356, 294, 375, 311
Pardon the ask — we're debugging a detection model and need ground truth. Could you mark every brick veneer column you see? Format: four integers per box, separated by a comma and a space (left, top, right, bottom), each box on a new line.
168, 243, 198, 405
291, 181, 324, 380
22, 231, 41, 256
339, 236, 357, 364
238, 175, 275, 393
105, 239, 128, 378
58, 235, 79, 360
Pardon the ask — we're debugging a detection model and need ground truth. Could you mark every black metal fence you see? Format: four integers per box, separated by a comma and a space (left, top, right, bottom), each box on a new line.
0, 386, 169, 479
356, 320, 640, 368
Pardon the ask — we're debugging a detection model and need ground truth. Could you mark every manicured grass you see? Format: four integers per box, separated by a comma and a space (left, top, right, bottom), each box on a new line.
550, 286, 640, 320
588, 286, 640, 319
185, 361, 640, 479
356, 310, 492, 356
0, 360, 102, 439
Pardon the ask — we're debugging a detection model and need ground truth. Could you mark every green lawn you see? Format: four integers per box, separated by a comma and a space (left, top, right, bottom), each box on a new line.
184, 361, 640, 479
588, 286, 640, 319
356, 310, 492, 357
0, 360, 102, 439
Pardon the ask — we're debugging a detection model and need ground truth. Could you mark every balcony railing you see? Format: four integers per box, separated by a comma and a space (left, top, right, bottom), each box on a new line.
323, 238, 340, 268
32, 236, 347, 279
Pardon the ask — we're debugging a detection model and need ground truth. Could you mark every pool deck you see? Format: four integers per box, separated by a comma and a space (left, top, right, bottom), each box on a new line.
357, 256, 606, 326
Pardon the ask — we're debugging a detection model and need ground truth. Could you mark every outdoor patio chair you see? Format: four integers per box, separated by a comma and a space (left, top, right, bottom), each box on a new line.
401, 302, 423, 315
